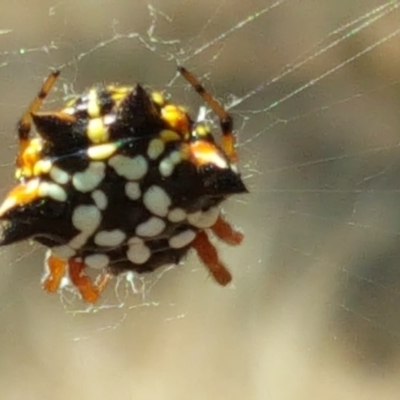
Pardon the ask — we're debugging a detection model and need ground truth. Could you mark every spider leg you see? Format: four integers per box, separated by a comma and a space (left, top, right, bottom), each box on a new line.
16, 71, 60, 169
42, 251, 66, 293
192, 230, 232, 285
211, 214, 243, 245
68, 258, 111, 303
178, 66, 237, 163
43, 251, 112, 303
17, 70, 60, 140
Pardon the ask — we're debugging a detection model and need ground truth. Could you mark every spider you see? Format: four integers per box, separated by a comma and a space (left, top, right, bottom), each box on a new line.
0, 66, 247, 303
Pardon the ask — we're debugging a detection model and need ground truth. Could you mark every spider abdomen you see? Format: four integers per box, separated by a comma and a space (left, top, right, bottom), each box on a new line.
0, 68, 247, 303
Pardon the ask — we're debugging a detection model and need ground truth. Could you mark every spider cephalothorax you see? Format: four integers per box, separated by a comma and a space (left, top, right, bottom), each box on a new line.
0, 67, 247, 303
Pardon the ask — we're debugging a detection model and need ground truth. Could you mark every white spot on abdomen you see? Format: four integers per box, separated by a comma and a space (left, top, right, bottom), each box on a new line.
168, 208, 187, 222
169, 151, 181, 164
38, 182, 67, 202
72, 205, 102, 235
94, 229, 126, 247
168, 229, 196, 248
91, 190, 108, 210
69, 232, 89, 250
159, 151, 183, 177
85, 254, 110, 270
143, 185, 171, 217
147, 138, 165, 160
159, 158, 174, 177
188, 207, 219, 228
51, 245, 76, 259
136, 216, 165, 237
72, 162, 105, 192
109, 155, 148, 180
127, 238, 151, 264
125, 182, 141, 200
49, 166, 70, 185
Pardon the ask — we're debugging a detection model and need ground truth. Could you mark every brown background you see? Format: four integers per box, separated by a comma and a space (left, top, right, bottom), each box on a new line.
0, 1, 400, 399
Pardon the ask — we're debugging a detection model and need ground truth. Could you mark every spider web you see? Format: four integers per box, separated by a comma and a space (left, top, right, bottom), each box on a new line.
0, 0, 400, 399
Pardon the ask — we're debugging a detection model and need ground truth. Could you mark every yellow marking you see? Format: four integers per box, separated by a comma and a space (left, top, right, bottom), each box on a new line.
195, 124, 210, 137
87, 89, 100, 118
110, 86, 131, 102
159, 129, 180, 143
161, 105, 189, 133
151, 92, 165, 106
65, 97, 78, 108
87, 118, 109, 143
0, 179, 41, 216
108, 85, 130, 93
16, 138, 43, 179
87, 143, 117, 160
33, 159, 52, 176
189, 141, 228, 169
110, 93, 126, 103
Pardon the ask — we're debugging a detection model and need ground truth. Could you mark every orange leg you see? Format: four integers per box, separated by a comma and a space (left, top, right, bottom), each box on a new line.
177, 66, 237, 163
192, 230, 232, 286
43, 253, 112, 303
221, 134, 237, 164
43, 253, 66, 293
68, 259, 103, 303
211, 215, 243, 245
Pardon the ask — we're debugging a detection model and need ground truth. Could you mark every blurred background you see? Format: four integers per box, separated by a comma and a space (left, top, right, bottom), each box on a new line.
0, 0, 400, 399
